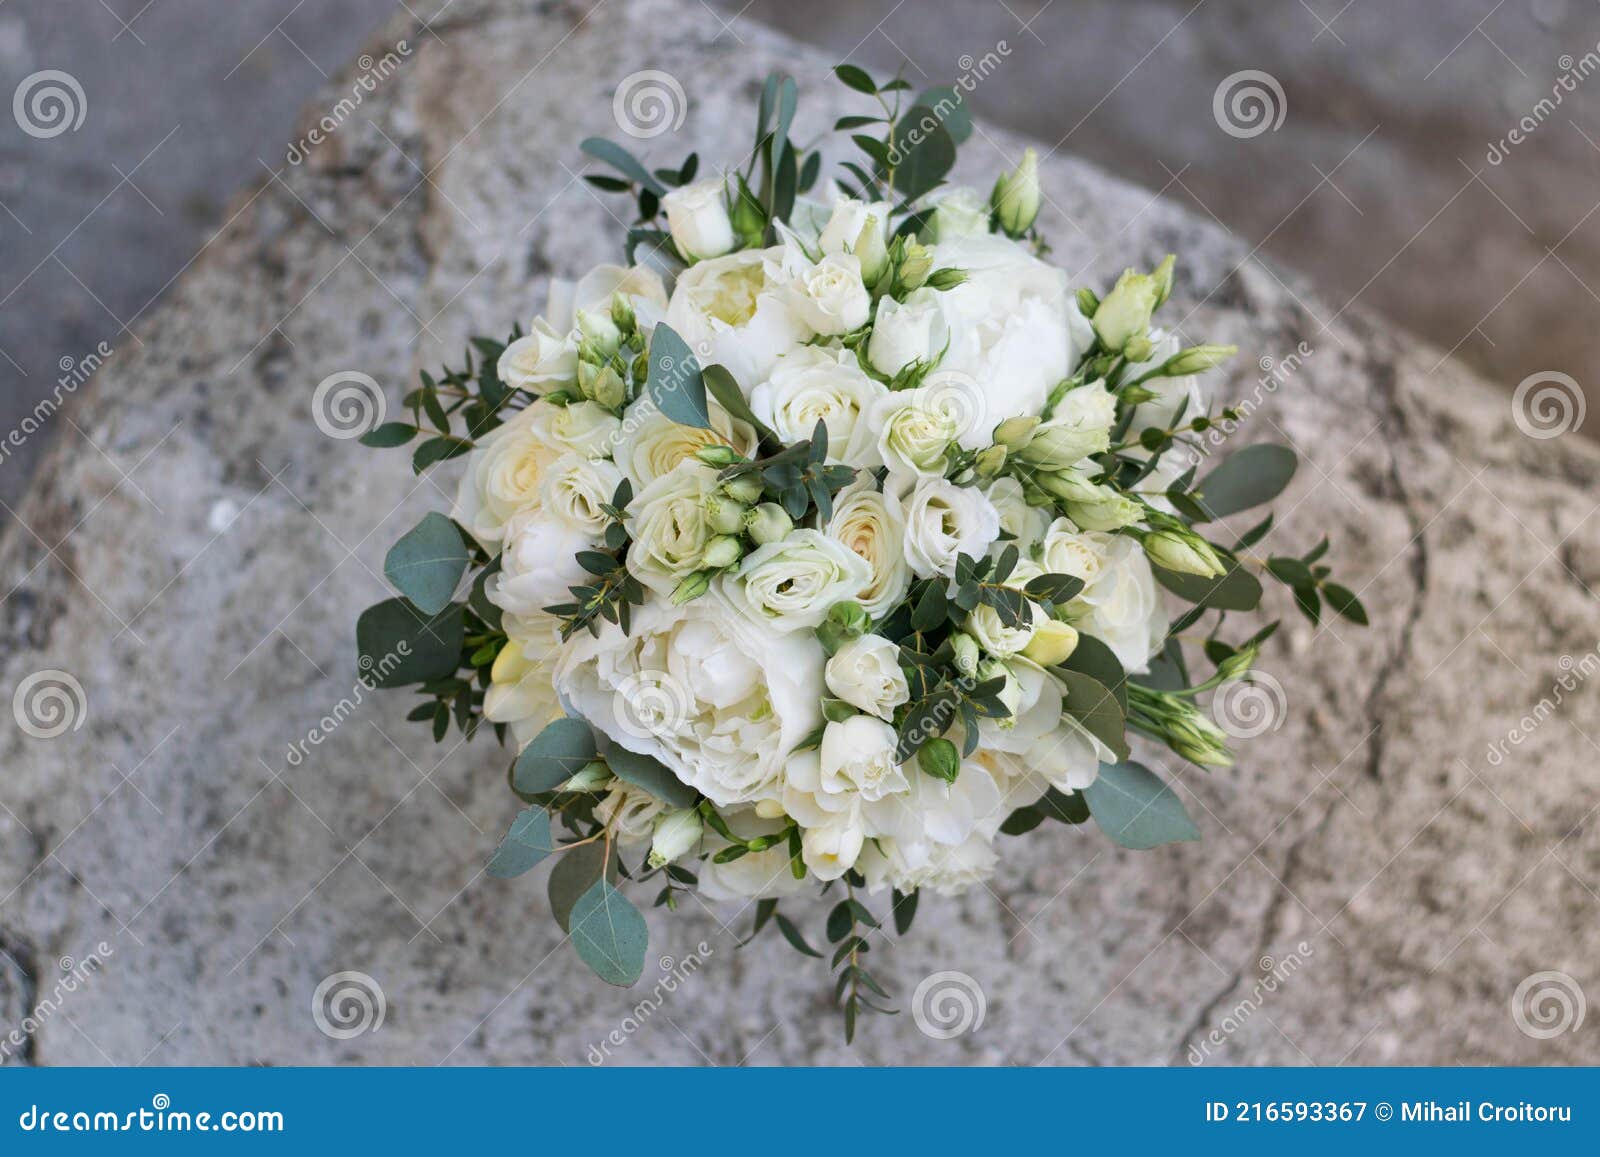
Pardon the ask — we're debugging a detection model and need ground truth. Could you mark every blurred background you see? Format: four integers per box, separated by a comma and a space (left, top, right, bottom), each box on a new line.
3, 0, 1596, 509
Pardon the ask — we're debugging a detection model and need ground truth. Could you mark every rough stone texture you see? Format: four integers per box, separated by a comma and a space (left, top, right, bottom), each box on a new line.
1, 0, 1597, 1066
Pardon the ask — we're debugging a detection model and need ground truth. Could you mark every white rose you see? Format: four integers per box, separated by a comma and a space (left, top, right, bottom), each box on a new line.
724, 529, 871, 633
859, 386, 963, 478
824, 480, 911, 620
663, 248, 807, 390
615, 397, 758, 491
539, 453, 623, 537
820, 715, 909, 802
497, 321, 577, 391
901, 477, 1001, 578
662, 179, 736, 261
818, 194, 892, 255
1042, 523, 1166, 673
554, 596, 824, 807
824, 635, 910, 720
449, 403, 561, 549
800, 811, 867, 882
491, 508, 594, 620
625, 461, 722, 597
866, 291, 946, 379
749, 345, 886, 455
928, 186, 991, 241
483, 632, 563, 749
857, 832, 999, 896
784, 252, 871, 336
967, 602, 1038, 658
984, 476, 1049, 551
530, 400, 622, 459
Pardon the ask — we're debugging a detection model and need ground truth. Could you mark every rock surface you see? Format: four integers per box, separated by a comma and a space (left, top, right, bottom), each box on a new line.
1, 0, 1597, 1066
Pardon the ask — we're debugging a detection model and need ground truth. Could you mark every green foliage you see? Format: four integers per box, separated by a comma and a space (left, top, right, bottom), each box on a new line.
356, 599, 464, 688
1083, 761, 1200, 849
568, 878, 649, 986
512, 719, 599, 794
486, 807, 556, 878
645, 325, 711, 429
384, 513, 469, 615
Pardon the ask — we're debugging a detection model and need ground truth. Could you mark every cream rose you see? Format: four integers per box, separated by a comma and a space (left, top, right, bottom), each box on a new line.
859, 386, 964, 478
724, 529, 872, 633
625, 461, 722, 597
785, 251, 871, 336
449, 402, 562, 549
539, 453, 623, 537
663, 248, 807, 390
529, 400, 621, 460
490, 508, 594, 620
554, 597, 824, 807
749, 345, 885, 455
866, 291, 946, 379
615, 398, 758, 491
497, 321, 577, 392
900, 477, 1002, 578
824, 480, 911, 620
824, 635, 910, 720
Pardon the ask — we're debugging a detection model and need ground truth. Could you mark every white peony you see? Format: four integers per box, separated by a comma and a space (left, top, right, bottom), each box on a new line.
819, 715, 908, 802
491, 508, 594, 620
900, 476, 1002, 578
614, 397, 757, 491
749, 345, 886, 455
554, 596, 824, 807
824, 635, 909, 720
663, 247, 808, 391
723, 529, 872, 633
824, 480, 912, 620
858, 831, 1000, 896
662, 179, 735, 261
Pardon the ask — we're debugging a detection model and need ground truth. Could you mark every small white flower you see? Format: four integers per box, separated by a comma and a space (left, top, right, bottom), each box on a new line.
819, 715, 909, 802
824, 634, 910, 720
818, 194, 892, 255
539, 454, 623, 537
662, 178, 736, 261
800, 811, 867, 881
866, 292, 946, 379
625, 462, 722, 597
927, 186, 991, 242
785, 251, 871, 336
614, 398, 757, 491
984, 476, 1050, 551
497, 322, 577, 391
529, 400, 622, 460
749, 345, 886, 454
860, 386, 964, 478
824, 479, 912, 620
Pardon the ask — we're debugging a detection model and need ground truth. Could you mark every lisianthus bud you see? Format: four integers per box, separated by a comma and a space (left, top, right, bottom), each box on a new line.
973, 444, 1008, 478
701, 534, 743, 569
1143, 529, 1225, 578
917, 737, 961, 783
950, 632, 981, 679
1152, 254, 1176, 307
695, 444, 743, 468
816, 600, 871, 654
1215, 645, 1259, 683
610, 291, 637, 335
1075, 286, 1100, 316
896, 241, 934, 292
1067, 492, 1143, 533
576, 307, 622, 361
587, 365, 627, 411
722, 471, 764, 504
992, 415, 1040, 449
730, 176, 767, 248
991, 147, 1041, 238
1022, 618, 1079, 667
1092, 264, 1163, 356
1170, 711, 1233, 767
746, 502, 793, 545
853, 213, 890, 287
706, 495, 747, 535
1161, 343, 1237, 377
648, 809, 703, 868
670, 570, 713, 604
562, 760, 612, 793
924, 268, 968, 291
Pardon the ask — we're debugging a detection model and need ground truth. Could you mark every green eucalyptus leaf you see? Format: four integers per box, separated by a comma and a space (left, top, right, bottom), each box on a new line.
486, 807, 555, 878
568, 879, 648, 986
384, 513, 469, 615
356, 599, 464, 688
1193, 444, 1298, 521
513, 718, 598, 794
1055, 634, 1127, 713
580, 137, 666, 195
703, 364, 775, 443
1084, 760, 1200, 849
646, 325, 711, 429
602, 743, 698, 808
914, 86, 972, 143
889, 108, 956, 199
549, 842, 614, 932
1058, 669, 1130, 761
1154, 562, 1263, 612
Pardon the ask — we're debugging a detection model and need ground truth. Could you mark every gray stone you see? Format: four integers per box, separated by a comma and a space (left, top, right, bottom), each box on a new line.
1, 0, 1596, 1066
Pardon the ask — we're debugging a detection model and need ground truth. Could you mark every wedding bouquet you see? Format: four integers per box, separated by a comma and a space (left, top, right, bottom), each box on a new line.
352, 67, 1364, 1037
